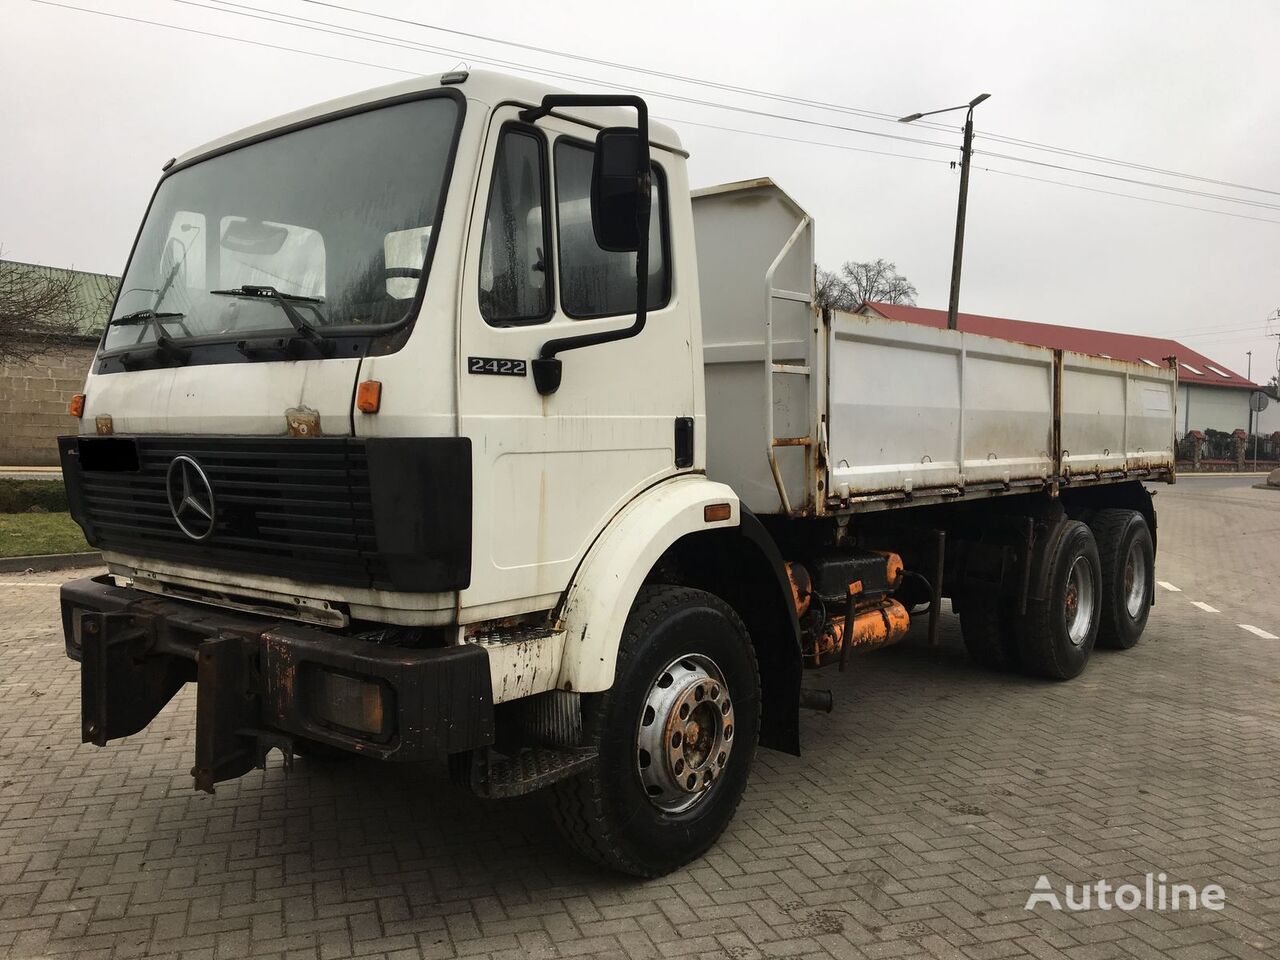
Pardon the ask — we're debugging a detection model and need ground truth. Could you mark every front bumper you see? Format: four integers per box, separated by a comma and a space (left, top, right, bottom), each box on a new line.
61, 576, 494, 792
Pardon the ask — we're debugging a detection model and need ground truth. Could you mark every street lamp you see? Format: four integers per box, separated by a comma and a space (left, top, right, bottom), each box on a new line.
900, 93, 991, 330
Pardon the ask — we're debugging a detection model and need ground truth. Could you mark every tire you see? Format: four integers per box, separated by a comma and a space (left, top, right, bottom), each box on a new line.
959, 591, 1020, 672
548, 585, 760, 877
1014, 520, 1102, 680
1089, 509, 1153, 650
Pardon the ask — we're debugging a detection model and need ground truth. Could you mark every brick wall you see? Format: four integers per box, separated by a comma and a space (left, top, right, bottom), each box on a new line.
0, 342, 96, 466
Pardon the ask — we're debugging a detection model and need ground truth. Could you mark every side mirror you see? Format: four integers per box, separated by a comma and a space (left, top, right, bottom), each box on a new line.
591, 127, 649, 252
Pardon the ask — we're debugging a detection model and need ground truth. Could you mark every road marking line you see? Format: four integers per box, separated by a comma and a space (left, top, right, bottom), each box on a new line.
1239, 624, 1279, 640
0, 582, 62, 588
1190, 601, 1220, 613
1156, 581, 1181, 592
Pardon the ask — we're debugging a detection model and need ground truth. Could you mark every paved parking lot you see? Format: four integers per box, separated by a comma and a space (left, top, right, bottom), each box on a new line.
0, 477, 1277, 960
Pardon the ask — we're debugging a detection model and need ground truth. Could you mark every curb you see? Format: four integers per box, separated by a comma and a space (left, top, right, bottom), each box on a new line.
1177, 472, 1272, 478
0, 552, 103, 573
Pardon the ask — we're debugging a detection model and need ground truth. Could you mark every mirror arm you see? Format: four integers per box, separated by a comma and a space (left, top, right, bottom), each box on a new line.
520, 94, 650, 396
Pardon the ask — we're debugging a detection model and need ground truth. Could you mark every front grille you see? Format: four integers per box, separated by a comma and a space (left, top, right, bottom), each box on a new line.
68, 436, 387, 588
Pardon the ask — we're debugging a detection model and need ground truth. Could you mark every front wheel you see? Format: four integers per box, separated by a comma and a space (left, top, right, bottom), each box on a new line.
548, 585, 760, 877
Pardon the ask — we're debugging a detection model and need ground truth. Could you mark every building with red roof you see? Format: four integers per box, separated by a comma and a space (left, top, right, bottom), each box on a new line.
856, 301, 1260, 439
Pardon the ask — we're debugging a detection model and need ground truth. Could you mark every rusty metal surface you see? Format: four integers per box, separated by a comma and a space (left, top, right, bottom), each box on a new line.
284, 404, 323, 438
61, 576, 496, 795
799, 596, 911, 668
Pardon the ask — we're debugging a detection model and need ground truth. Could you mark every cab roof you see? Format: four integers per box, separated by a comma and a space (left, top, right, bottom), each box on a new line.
171, 69, 686, 169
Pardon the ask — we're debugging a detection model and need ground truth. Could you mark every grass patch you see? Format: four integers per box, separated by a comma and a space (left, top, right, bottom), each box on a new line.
0, 512, 91, 558
0, 479, 69, 513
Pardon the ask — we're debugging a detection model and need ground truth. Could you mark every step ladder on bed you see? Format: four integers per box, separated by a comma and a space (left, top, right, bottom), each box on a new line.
763, 214, 815, 516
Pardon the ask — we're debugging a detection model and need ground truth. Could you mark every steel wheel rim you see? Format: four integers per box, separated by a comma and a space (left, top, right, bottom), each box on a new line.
1122, 539, 1147, 619
636, 654, 735, 814
1063, 556, 1096, 646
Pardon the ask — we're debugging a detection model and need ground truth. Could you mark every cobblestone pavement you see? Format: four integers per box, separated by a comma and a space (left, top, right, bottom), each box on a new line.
0, 479, 1277, 959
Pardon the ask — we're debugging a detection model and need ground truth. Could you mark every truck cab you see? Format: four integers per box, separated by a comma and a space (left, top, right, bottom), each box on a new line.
73, 71, 704, 629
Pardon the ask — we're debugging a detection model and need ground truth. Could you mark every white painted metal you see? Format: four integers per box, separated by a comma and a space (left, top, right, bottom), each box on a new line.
1060, 353, 1177, 478
694, 180, 816, 515
470, 630, 567, 703
455, 104, 701, 619
827, 312, 1056, 496
693, 179, 1176, 514
554, 476, 739, 692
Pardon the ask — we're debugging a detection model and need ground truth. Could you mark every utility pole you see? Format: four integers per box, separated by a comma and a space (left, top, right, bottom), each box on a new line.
899, 93, 991, 330
1247, 351, 1255, 471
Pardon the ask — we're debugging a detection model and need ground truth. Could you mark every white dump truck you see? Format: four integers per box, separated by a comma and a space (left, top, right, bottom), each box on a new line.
58, 70, 1176, 876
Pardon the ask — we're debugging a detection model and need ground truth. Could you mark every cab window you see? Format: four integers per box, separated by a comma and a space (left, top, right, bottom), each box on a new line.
553, 139, 669, 319
479, 126, 552, 325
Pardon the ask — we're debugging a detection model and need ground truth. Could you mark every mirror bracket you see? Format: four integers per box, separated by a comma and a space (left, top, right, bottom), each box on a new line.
518, 94, 651, 396
531, 357, 562, 396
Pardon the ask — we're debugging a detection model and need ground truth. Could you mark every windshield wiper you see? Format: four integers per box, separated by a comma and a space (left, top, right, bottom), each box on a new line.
108, 309, 191, 365
111, 308, 187, 326
210, 285, 331, 352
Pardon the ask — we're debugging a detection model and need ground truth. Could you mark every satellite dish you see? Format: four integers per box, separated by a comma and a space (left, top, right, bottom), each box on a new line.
1250, 391, 1270, 413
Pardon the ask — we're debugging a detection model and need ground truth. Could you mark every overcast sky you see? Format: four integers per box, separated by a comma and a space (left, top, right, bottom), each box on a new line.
4, 0, 1279, 382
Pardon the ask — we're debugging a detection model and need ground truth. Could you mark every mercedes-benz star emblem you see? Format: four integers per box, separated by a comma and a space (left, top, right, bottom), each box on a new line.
165, 455, 216, 541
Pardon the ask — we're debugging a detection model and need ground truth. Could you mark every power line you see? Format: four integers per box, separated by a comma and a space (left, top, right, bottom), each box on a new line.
976, 166, 1280, 226
974, 131, 1280, 199
976, 150, 1280, 213
26, 0, 1280, 231
296, 0, 1280, 200
181, 0, 1280, 214
659, 115, 953, 168
174, 0, 966, 156
28, 0, 421, 76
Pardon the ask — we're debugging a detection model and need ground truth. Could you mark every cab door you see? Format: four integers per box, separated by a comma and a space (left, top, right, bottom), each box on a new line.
458, 106, 695, 618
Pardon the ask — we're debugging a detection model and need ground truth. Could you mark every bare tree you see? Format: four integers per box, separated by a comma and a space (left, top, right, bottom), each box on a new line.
815, 259, 918, 312
0, 251, 117, 363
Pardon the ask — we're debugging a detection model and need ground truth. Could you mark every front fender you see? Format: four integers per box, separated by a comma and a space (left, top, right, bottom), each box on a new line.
555, 476, 739, 692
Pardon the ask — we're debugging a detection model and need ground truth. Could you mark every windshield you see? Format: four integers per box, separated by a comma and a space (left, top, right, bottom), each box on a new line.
105, 95, 460, 353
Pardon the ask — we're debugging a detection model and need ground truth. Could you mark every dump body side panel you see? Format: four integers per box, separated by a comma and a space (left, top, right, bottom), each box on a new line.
1060, 352, 1177, 479
826, 312, 1056, 497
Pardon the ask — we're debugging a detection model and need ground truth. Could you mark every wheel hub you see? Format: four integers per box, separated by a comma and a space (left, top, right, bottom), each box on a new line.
637, 655, 734, 813
1064, 555, 1096, 646
1123, 539, 1147, 619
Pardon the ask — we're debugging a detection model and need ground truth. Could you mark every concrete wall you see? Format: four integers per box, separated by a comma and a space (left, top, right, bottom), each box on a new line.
1177, 383, 1250, 436
0, 342, 95, 466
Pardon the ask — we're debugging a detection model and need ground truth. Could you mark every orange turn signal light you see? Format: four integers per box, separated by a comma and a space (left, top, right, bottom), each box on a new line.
69, 394, 86, 418
704, 503, 732, 523
356, 380, 382, 414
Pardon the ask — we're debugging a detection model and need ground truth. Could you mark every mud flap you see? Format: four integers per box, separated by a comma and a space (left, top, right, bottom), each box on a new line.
194, 633, 290, 794
81, 611, 190, 746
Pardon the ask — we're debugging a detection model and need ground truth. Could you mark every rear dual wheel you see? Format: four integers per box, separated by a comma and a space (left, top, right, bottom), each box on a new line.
1016, 520, 1102, 680
960, 520, 1102, 680
1089, 509, 1154, 650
